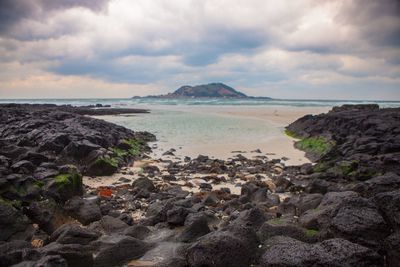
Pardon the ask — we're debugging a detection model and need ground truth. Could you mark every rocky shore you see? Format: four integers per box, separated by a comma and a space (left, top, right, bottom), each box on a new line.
0, 104, 399, 267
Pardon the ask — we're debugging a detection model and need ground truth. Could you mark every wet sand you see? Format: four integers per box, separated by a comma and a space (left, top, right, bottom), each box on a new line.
143, 105, 330, 165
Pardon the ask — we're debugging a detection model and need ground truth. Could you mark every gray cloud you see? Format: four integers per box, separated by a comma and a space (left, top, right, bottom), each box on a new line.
0, 0, 399, 99
0, 0, 108, 36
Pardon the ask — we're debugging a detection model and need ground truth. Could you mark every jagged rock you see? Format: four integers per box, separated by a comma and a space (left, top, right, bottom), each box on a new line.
63, 196, 102, 225
260, 236, 382, 267
50, 223, 101, 245
0, 201, 34, 242
186, 230, 254, 267
91, 235, 150, 267
384, 231, 400, 267
11, 160, 36, 174
132, 177, 156, 192
258, 220, 318, 243
299, 191, 359, 230
123, 225, 151, 240
373, 190, 400, 230
44, 172, 83, 202
328, 197, 390, 248
354, 173, 400, 197
25, 200, 70, 234
178, 216, 210, 243
88, 215, 128, 234
167, 207, 189, 226
40, 242, 93, 267
0, 240, 39, 266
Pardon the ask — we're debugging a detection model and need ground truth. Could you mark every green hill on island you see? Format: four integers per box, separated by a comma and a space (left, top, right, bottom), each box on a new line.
136, 83, 270, 99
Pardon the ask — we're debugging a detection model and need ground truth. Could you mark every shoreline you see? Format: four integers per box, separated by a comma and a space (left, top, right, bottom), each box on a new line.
1, 103, 398, 267
94, 105, 330, 165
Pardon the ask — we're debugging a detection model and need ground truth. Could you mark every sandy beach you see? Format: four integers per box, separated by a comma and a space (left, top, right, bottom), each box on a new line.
96, 105, 330, 166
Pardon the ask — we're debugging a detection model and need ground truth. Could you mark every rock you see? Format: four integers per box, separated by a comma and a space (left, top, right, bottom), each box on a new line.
34, 255, 68, 266
155, 257, 188, 267
86, 155, 118, 176
258, 219, 317, 243
18, 152, 49, 166
11, 160, 36, 174
167, 207, 189, 226
88, 215, 129, 234
231, 207, 269, 229
373, 190, 400, 230
123, 225, 151, 240
64, 196, 102, 225
25, 200, 70, 234
45, 172, 83, 202
328, 197, 390, 248
297, 193, 323, 215
62, 140, 101, 160
186, 230, 254, 267
260, 236, 382, 267
0, 240, 38, 267
202, 192, 219, 206
299, 191, 359, 230
384, 231, 400, 267
355, 173, 400, 197
306, 178, 332, 194
40, 242, 93, 267
92, 235, 150, 267
199, 183, 212, 190
132, 177, 156, 192
178, 216, 210, 243
50, 223, 101, 245
143, 199, 174, 225
0, 201, 34, 241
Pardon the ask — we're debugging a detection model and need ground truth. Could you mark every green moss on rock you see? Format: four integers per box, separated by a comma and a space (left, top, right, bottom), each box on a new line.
305, 229, 319, 237
284, 129, 301, 139
296, 136, 334, 156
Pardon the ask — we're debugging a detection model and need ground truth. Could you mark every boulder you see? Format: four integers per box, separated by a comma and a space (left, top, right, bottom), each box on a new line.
25, 200, 70, 234
62, 140, 101, 160
373, 190, 400, 230
92, 235, 150, 267
64, 196, 102, 225
384, 231, 400, 267
260, 236, 382, 267
40, 242, 93, 267
0, 240, 38, 266
132, 177, 156, 192
167, 207, 189, 226
45, 172, 83, 202
11, 160, 36, 174
123, 225, 151, 240
50, 224, 101, 245
88, 215, 128, 234
258, 219, 318, 243
186, 228, 256, 267
178, 216, 210, 243
328, 197, 390, 248
354, 173, 400, 197
299, 191, 359, 230
0, 201, 34, 241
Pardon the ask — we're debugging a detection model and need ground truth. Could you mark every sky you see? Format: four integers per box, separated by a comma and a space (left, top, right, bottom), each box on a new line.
0, 0, 399, 100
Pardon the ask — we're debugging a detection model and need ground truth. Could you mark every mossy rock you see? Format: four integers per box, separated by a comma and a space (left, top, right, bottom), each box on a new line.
294, 136, 335, 161
46, 172, 83, 202
87, 157, 119, 176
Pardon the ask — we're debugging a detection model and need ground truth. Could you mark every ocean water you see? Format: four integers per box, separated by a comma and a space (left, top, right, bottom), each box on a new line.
1, 97, 400, 108
2, 98, 399, 161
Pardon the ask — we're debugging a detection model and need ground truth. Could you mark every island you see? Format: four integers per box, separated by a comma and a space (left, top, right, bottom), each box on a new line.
133, 82, 272, 99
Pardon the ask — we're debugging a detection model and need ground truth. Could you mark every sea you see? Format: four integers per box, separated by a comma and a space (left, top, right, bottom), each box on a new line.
2, 98, 400, 161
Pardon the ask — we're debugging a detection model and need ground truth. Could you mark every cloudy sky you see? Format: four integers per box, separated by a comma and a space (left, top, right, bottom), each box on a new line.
0, 0, 399, 99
